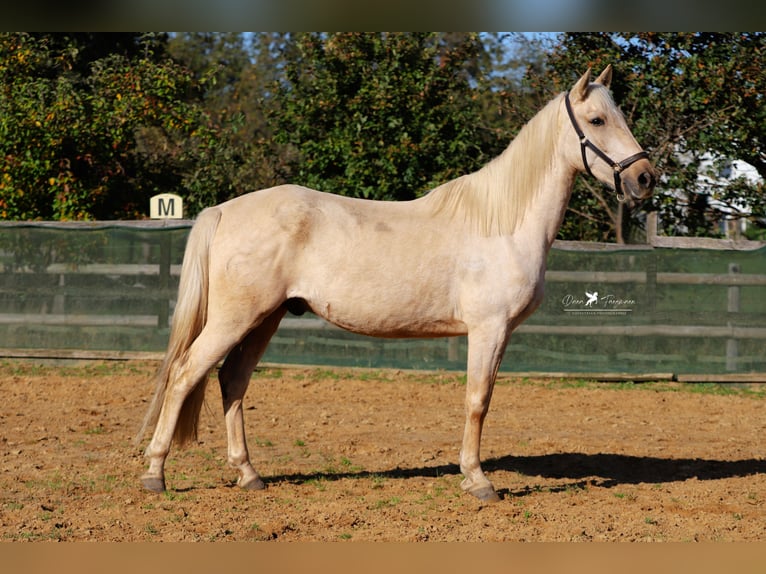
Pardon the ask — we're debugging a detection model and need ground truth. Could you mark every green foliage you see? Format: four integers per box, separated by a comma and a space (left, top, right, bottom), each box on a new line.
167, 32, 290, 200
0, 33, 237, 220
1, 32, 763, 242
272, 32, 495, 201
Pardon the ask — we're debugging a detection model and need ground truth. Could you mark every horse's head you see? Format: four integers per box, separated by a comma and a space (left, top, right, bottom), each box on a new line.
564, 65, 656, 206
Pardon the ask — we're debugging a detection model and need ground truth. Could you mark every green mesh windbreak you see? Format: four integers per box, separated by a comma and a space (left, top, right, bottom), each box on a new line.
0, 223, 188, 354
1, 222, 764, 376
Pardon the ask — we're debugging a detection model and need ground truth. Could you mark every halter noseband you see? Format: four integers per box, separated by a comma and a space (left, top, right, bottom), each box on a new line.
565, 91, 649, 203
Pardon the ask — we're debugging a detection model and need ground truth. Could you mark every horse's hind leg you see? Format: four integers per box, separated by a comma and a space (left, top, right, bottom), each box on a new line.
218, 308, 286, 490
141, 326, 242, 492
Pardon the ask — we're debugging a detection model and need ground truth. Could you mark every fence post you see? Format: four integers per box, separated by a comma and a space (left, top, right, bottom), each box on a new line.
158, 234, 172, 329
645, 250, 657, 316
52, 273, 66, 314
448, 337, 460, 362
646, 211, 658, 246
726, 262, 741, 371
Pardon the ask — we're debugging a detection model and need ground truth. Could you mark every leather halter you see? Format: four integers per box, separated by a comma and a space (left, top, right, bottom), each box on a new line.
565, 91, 649, 202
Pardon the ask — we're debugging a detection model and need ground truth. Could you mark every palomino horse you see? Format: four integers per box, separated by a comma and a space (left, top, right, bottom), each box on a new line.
137, 65, 655, 502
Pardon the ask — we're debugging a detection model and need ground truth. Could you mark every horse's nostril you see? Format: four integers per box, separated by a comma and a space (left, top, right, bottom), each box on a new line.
639, 171, 656, 190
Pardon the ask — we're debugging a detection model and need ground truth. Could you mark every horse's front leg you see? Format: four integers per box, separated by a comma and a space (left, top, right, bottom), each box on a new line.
459, 326, 509, 503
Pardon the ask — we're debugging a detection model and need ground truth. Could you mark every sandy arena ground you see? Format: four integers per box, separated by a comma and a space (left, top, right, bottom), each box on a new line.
1, 360, 765, 542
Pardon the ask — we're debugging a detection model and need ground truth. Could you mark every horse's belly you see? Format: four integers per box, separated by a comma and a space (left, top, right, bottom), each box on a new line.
328, 315, 467, 339
300, 291, 467, 338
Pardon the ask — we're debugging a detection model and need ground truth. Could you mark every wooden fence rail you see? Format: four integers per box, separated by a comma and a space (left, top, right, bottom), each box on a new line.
2, 267, 764, 327
1, 221, 765, 378
1, 266, 765, 373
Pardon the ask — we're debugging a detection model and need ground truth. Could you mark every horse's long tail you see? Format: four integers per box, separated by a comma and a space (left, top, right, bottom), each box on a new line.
134, 207, 222, 448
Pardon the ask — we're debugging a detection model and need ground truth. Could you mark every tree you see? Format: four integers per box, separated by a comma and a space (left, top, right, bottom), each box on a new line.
0, 33, 237, 220
271, 32, 497, 201
167, 32, 292, 196
471, 33, 553, 162
535, 32, 766, 241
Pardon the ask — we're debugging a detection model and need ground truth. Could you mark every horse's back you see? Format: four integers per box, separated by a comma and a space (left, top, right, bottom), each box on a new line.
214, 184, 438, 248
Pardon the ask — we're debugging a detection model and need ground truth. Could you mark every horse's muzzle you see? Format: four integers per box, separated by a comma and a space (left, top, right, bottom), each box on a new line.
620, 161, 657, 205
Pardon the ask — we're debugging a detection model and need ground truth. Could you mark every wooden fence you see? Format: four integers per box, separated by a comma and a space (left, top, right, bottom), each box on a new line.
0, 220, 764, 380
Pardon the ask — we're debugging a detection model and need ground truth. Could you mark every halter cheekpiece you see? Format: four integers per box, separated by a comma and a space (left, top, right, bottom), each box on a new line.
564, 91, 649, 203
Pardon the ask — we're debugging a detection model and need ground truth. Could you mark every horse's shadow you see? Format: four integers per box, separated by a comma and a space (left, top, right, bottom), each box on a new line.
263, 452, 766, 499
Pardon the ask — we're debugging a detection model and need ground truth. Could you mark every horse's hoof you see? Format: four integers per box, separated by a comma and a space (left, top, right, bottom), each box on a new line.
238, 476, 266, 491
141, 475, 166, 493
470, 486, 501, 503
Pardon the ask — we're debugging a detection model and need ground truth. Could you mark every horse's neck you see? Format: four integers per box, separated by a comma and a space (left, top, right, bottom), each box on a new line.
515, 160, 576, 255
497, 94, 576, 251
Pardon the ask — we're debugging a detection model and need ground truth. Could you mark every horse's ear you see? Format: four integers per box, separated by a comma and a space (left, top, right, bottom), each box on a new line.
571, 68, 592, 102
594, 64, 613, 88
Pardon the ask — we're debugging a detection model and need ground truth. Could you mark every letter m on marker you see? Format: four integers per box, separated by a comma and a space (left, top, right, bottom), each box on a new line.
150, 193, 183, 219
158, 197, 175, 217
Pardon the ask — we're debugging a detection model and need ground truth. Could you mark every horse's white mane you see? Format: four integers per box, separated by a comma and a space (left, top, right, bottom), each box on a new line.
424, 93, 565, 236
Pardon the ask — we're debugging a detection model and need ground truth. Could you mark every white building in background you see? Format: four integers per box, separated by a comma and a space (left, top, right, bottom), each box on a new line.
658, 150, 763, 239
697, 155, 762, 238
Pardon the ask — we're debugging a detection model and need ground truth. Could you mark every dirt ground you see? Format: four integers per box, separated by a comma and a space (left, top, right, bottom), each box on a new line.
1, 360, 765, 542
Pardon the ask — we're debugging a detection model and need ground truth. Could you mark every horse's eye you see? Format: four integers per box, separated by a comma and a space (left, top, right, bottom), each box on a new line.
589, 117, 605, 126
